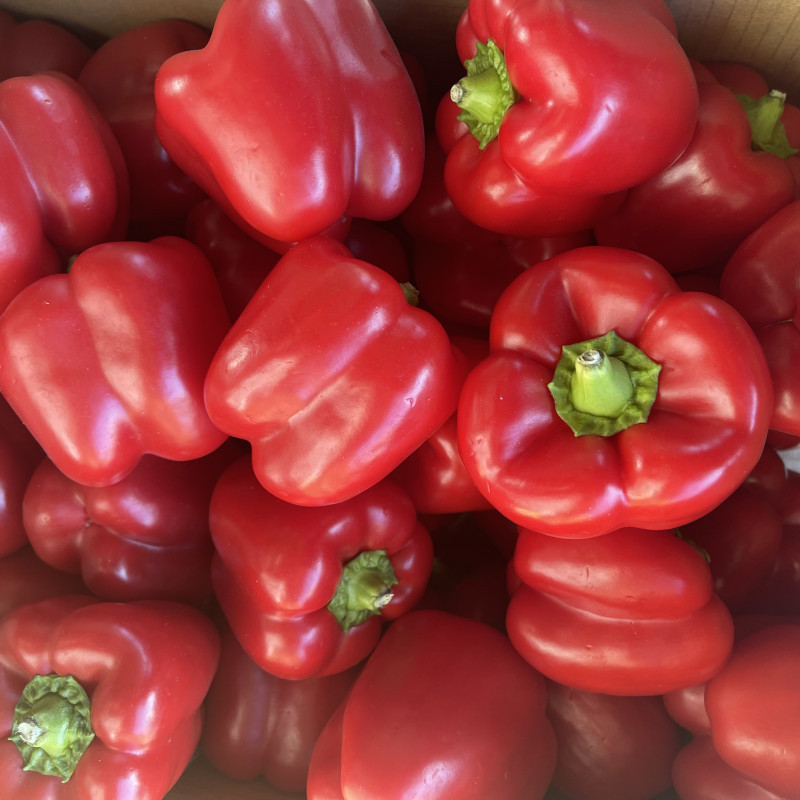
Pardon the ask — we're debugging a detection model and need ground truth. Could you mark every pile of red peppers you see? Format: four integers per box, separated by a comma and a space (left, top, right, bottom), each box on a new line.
0, 0, 799, 798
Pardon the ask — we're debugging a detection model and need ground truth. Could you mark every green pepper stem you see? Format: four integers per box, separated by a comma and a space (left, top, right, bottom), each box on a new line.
9, 673, 95, 782
738, 89, 800, 157
327, 549, 399, 633
548, 330, 661, 437
570, 349, 635, 418
450, 39, 517, 149
451, 67, 505, 125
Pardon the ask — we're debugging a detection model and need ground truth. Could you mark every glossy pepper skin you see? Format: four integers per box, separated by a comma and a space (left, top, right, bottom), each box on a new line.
720, 199, 800, 437
439, 0, 698, 237
21, 444, 239, 604
210, 456, 434, 680
78, 19, 209, 236
594, 76, 797, 275
704, 623, 800, 798
507, 526, 734, 694
545, 679, 681, 800
0, 595, 220, 799
201, 626, 360, 792
673, 734, 799, 800
0, 236, 231, 488
457, 245, 773, 537
306, 609, 557, 800
0, 72, 129, 314
204, 236, 466, 507
154, 0, 424, 245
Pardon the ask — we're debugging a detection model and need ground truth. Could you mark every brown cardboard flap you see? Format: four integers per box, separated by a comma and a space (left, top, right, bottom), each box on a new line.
3, 0, 800, 97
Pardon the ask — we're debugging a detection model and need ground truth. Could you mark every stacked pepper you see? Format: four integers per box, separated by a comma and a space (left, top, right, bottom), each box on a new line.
0, 1, 798, 799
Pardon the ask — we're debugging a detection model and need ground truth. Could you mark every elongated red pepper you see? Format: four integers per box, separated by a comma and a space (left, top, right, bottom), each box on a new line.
0, 72, 129, 314
0, 595, 220, 799
457, 245, 773, 537
22, 443, 239, 604
154, 0, 424, 244
0, 236, 231, 487
204, 236, 466, 507
439, 0, 698, 236
210, 456, 433, 680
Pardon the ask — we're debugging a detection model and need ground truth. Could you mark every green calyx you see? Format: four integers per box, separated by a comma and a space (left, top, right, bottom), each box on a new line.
327, 549, 398, 633
548, 330, 662, 437
401, 281, 421, 307
450, 39, 518, 149
9, 673, 95, 782
738, 90, 799, 158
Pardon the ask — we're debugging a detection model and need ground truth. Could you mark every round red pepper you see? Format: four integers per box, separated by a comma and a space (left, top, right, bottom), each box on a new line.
458, 245, 773, 537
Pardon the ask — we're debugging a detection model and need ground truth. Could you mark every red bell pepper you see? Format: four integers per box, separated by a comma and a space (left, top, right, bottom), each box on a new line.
412, 230, 592, 333
507, 525, 734, 694
154, 0, 424, 244
201, 626, 359, 792
703, 59, 800, 193
389, 335, 491, 515
0, 236, 231, 488
78, 19, 210, 236
0, 72, 129, 314
679, 462, 786, 612
184, 197, 282, 321
438, 0, 698, 237
457, 245, 773, 537
306, 609, 557, 800
594, 76, 797, 276
0, 547, 88, 618
704, 622, 800, 797
0, 395, 43, 559
720, 199, 800, 438
545, 679, 682, 800
342, 218, 411, 285
209, 455, 433, 680
204, 236, 466, 507
418, 512, 510, 631
0, 10, 93, 79
663, 682, 712, 737
401, 133, 503, 248
21, 443, 239, 604
0, 595, 220, 799
672, 735, 796, 800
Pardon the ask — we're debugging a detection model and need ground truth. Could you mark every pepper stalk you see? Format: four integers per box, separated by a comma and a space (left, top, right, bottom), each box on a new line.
9, 673, 95, 782
548, 330, 662, 437
327, 549, 399, 633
